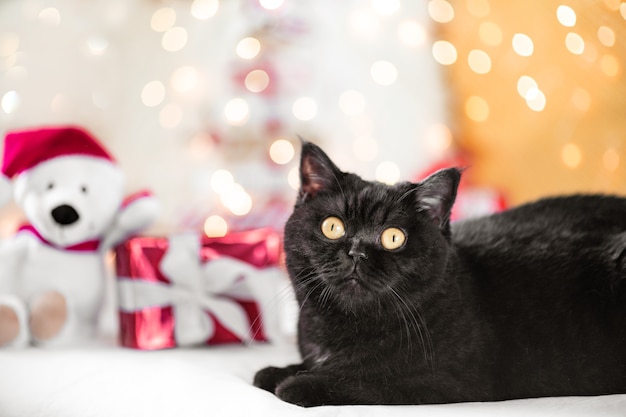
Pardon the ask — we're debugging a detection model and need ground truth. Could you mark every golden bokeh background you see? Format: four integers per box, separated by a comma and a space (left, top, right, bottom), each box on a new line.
434, 0, 625, 205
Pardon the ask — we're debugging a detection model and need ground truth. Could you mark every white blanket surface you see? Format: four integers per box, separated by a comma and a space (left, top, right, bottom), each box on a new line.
1, 341, 624, 417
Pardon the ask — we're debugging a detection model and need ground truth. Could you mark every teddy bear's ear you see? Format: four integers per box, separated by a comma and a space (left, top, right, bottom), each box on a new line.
0, 174, 12, 207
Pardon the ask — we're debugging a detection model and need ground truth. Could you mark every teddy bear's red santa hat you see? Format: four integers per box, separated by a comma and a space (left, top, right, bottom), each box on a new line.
0, 126, 116, 205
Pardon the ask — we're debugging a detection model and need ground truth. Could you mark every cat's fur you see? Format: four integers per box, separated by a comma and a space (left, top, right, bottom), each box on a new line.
254, 142, 626, 406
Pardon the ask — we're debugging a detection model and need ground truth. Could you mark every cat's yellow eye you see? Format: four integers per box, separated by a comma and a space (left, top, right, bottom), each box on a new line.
381, 227, 406, 250
321, 216, 346, 240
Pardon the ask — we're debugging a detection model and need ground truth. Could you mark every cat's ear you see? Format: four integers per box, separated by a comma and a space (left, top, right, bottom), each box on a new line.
415, 168, 461, 234
297, 141, 344, 204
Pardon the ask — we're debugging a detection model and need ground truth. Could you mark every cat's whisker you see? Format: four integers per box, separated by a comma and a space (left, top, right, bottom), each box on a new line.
397, 186, 419, 204
263, 267, 318, 308
386, 285, 435, 369
319, 285, 335, 311
245, 267, 326, 342
330, 170, 347, 204
245, 272, 317, 342
383, 290, 413, 356
414, 308, 435, 369
299, 278, 327, 313
385, 286, 416, 358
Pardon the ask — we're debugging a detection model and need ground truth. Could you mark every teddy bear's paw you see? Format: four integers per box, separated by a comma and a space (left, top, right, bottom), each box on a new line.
0, 304, 20, 346
0, 296, 29, 348
29, 291, 68, 342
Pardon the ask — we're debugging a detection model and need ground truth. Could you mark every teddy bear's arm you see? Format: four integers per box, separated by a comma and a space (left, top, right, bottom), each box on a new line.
101, 191, 159, 250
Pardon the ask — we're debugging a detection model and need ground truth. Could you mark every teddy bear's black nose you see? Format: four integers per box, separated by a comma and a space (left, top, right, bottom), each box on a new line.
51, 204, 80, 226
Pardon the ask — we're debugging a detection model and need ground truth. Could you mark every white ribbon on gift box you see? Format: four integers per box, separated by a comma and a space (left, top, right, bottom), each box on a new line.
117, 233, 285, 346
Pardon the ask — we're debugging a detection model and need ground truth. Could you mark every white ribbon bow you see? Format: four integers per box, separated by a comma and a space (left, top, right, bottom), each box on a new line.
117, 233, 285, 346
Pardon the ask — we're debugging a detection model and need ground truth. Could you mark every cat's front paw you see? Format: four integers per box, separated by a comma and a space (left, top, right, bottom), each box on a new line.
254, 366, 284, 393
254, 363, 305, 394
275, 374, 333, 407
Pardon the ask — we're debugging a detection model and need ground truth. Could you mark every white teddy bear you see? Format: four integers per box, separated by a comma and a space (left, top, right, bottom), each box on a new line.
0, 126, 159, 347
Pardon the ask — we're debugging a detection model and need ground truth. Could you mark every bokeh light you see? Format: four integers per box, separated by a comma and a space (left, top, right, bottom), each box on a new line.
517, 75, 538, 99
269, 139, 295, 165
565, 32, 584, 55
525, 88, 546, 112
171, 66, 199, 94
428, 0, 454, 23
1, 90, 20, 114
397, 20, 426, 47
191, 0, 219, 20
512, 33, 534, 56
204, 215, 228, 238
162, 27, 188, 52
372, 0, 400, 15
465, 95, 489, 122
597, 26, 615, 47
211, 170, 235, 194
288, 166, 300, 190
371, 60, 398, 86
224, 98, 249, 125
86, 36, 109, 55
479, 22, 502, 46
151, 7, 176, 32
600, 54, 619, 77
245, 69, 270, 93
468, 49, 491, 74
376, 161, 400, 185
38, 7, 60, 25
432, 40, 457, 65
292, 97, 317, 120
561, 143, 582, 168
236, 37, 261, 59
428, 0, 455, 23
466, 0, 490, 18
141, 81, 165, 107
260, 0, 284, 10
556, 5, 576, 27
221, 184, 252, 216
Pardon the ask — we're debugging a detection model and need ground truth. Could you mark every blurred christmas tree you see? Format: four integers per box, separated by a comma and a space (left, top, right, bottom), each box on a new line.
3, 0, 621, 238
0, 0, 452, 236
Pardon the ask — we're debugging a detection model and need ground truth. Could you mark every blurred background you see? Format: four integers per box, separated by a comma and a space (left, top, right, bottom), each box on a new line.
0, 0, 624, 237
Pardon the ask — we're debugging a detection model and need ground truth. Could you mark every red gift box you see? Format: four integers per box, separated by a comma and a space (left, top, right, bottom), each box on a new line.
115, 228, 285, 350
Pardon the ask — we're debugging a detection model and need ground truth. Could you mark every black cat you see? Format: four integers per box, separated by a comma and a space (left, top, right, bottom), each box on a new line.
254, 141, 626, 406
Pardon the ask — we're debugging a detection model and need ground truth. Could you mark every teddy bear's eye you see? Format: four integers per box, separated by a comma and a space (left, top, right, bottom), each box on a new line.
47, 183, 54, 190
81, 185, 88, 193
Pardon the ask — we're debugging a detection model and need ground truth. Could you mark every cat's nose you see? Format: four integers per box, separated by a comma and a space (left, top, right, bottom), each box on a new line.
348, 241, 368, 261
348, 249, 367, 260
